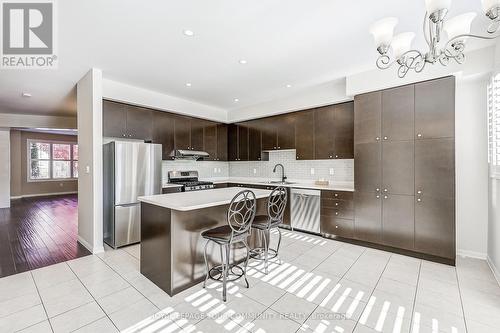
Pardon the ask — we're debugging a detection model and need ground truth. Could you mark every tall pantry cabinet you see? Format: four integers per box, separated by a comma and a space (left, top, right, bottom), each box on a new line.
353, 76, 455, 262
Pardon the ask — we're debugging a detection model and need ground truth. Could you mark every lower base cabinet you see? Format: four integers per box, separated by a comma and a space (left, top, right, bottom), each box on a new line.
320, 191, 354, 239
353, 191, 382, 243
381, 194, 415, 250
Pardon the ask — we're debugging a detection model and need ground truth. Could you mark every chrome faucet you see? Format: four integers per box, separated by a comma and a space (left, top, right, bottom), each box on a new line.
273, 164, 287, 183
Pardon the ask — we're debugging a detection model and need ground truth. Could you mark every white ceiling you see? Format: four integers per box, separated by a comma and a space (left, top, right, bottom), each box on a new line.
0, 0, 494, 117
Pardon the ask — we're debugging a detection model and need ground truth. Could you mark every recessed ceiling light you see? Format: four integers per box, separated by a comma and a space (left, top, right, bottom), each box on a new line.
183, 29, 194, 37
185, 83, 192, 87
239, 59, 247, 64
286, 84, 292, 88
22, 92, 32, 97
234, 98, 239, 103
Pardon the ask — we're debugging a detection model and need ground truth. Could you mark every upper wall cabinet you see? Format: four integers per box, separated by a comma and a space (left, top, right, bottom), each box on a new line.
103, 100, 153, 140
153, 112, 175, 160
314, 105, 335, 159
173, 116, 191, 150
295, 110, 314, 160
190, 118, 205, 151
314, 102, 354, 159
382, 85, 414, 142
354, 92, 382, 145
415, 76, 455, 140
276, 114, 295, 150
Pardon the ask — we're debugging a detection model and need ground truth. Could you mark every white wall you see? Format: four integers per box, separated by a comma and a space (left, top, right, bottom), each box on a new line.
456, 77, 490, 258
103, 79, 227, 123
229, 79, 349, 122
77, 69, 104, 254
0, 129, 10, 208
0, 113, 76, 129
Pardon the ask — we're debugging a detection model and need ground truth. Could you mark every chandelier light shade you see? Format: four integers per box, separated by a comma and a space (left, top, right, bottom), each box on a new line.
369, 17, 398, 49
482, 0, 500, 13
444, 12, 477, 41
425, 0, 452, 13
392, 32, 416, 59
371, 0, 500, 78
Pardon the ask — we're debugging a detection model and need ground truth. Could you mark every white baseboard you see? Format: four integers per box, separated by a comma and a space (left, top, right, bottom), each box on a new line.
456, 249, 487, 260
11, 191, 77, 199
77, 236, 104, 254
487, 256, 500, 287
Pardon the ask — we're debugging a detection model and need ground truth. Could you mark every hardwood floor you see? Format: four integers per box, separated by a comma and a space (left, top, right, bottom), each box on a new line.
0, 194, 90, 278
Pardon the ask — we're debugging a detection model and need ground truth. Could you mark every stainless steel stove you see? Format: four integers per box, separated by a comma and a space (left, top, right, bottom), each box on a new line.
168, 171, 215, 192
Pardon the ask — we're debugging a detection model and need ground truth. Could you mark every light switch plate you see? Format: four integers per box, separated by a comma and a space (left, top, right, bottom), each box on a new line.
310, 168, 315, 175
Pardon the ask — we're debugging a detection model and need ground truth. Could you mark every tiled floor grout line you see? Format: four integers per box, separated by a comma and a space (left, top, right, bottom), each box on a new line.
408, 259, 423, 333
64, 261, 121, 332
455, 267, 469, 333
350, 252, 392, 332
28, 270, 55, 333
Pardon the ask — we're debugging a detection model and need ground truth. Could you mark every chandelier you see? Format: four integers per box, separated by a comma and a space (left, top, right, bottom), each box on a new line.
370, 0, 500, 78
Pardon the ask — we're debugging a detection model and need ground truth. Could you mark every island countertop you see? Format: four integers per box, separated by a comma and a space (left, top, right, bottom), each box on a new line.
138, 187, 272, 211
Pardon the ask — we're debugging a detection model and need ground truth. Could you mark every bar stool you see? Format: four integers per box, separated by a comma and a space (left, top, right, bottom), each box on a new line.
201, 190, 256, 302
250, 186, 287, 274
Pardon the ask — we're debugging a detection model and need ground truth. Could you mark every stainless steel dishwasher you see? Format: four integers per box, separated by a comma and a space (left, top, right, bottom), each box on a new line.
290, 188, 321, 234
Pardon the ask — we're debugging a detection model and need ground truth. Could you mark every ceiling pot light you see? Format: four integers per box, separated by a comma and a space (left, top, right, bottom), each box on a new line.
286, 84, 292, 88
185, 83, 192, 87
233, 98, 239, 103
369, 17, 398, 53
239, 60, 247, 64
22, 92, 32, 97
183, 30, 194, 37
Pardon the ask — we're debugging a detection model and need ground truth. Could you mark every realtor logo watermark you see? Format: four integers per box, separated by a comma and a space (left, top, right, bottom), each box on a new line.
1, 0, 57, 69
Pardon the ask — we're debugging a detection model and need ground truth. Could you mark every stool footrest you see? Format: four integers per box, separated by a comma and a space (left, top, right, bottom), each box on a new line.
208, 263, 245, 283
249, 247, 279, 260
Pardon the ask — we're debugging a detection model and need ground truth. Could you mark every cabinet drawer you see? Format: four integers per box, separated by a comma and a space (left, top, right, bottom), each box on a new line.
162, 187, 182, 194
321, 215, 354, 239
321, 198, 354, 211
321, 207, 353, 219
321, 191, 353, 201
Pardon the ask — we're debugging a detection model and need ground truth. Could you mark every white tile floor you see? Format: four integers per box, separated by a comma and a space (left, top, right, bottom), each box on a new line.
1, 229, 499, 333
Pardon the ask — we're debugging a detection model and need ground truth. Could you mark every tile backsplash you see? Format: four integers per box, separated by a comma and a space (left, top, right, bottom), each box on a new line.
162, 150, 353, 183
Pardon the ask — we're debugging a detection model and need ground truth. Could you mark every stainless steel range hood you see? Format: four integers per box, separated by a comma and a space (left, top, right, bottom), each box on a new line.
170, 149, 209, 160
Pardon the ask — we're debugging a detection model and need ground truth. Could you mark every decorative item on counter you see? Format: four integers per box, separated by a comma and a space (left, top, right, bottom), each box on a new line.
315, 179, 329, 186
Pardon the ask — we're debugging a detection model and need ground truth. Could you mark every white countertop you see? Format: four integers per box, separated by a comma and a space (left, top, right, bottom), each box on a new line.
139, 187, 272, 211
162, 177, 353, 192
208, 177, 354, 192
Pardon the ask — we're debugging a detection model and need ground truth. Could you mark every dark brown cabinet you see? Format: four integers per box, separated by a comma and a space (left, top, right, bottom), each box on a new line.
203, 123, 218, 160
321, 190, 355, 239
415, 76, 455, 140
190, 119, 205, 151
314, 106, 334, 159
103, 100, 153, 140
354, 91, 382, 144
354, 76, 456, 262
103, 101, 127, 138
248, 126, 262, 161
334, 103, 354, 159
153, 112, 175, 160
295, 111, 314, 160
277, 115, 295, 150
216, 124, 228, 161
174, 116, 191, 150
261, 118, 278, 151
228, 124, 249, 161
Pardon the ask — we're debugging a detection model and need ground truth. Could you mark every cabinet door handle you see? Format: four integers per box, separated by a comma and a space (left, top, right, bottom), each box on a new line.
383, 188, 388, 192
417, 198, 422, 202
384, 195, 388, 199
376, 195, 381, 199
335, 155, 339, 158
375, 188, 380, 192
383, 136, 388, 140
375, 137, 380, 141
278, 146, 281, 149
417, 133, 423, 138
417, 190, 422, 194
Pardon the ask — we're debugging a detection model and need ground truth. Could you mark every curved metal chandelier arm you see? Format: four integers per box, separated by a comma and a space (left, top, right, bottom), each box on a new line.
376, 54, 395, 70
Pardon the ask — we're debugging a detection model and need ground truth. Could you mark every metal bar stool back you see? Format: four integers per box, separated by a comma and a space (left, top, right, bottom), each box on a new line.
202, 190, 256, 302
250, 186, 287, 274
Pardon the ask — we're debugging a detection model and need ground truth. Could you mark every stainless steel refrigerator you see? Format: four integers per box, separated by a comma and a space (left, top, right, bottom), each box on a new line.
103, 141, 162, 248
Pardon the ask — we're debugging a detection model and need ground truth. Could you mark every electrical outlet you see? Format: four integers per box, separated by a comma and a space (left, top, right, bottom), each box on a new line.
329, 168, 334, 175
253, 168, 257, 174
217, 168, 221, 173
310, 168, 315, 175
214, 167, 217, 173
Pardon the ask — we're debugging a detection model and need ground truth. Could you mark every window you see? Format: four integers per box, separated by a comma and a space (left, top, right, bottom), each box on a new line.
28, 140, 78, 181
488, 74, 500, 177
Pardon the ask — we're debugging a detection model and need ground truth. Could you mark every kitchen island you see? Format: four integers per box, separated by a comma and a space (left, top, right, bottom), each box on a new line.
138, 187, 272, 296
